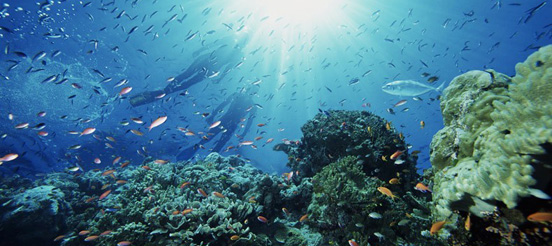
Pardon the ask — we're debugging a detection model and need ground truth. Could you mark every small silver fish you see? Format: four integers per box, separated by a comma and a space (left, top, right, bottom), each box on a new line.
369, 212, 382, 219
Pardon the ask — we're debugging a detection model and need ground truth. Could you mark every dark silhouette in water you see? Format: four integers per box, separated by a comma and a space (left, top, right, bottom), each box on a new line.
130, 34, 247, 107
177, 87, 258, 160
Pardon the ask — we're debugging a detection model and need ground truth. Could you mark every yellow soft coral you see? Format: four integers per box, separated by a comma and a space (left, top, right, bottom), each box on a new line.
430, 45, 552, 220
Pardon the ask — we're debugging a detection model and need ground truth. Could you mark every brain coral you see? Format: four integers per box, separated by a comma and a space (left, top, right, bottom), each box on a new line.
430, 45, 552, 219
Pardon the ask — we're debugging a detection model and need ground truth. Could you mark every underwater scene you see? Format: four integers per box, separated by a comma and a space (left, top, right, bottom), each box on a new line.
0, 0, 551, 245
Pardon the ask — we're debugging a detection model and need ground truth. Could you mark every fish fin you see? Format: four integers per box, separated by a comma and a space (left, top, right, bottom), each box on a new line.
436, 80, 447, 92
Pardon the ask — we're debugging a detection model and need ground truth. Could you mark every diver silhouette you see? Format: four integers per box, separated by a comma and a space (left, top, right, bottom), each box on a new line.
129, 34, 247, 107
176, 86, 259, 160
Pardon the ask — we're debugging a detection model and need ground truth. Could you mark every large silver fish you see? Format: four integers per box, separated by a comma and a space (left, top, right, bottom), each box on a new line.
381, 80, 446, 96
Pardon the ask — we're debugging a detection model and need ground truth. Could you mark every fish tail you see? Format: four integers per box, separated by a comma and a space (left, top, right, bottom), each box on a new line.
436, 80, 447, 92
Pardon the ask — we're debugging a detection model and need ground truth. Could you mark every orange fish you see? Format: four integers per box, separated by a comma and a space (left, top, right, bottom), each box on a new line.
254, 136, 263, 141
119, 86, 132, 96
181, 208, 193, 215
257, 216, 268, 223
130, 129, 144, 136
142, 166, 151, 170
257, 123, 266, 127
393, 99, 407, 107
99, 190, 111, 200
377, 187, 398, 200
390, 150, 403, 160
153, 159, 168, 164
116, 180, 127, 184
527, 212, 552, 222
208, 120, 221, 129
348, 240, 359, 246
430, 220, 447, 235
15, 122, 29, 129
180, 181, 190, 189
131, 118, 143, 124
414, 183, 432, 193
85, 197, 97, 203
0, 153, 18, 163
100, 230, 112, 236
420, 120, 425, 129
94, 158, 101, 164
385, 122, 391, 131
101, 170, 115, 176
38, 131, 49, 137
197, 188, 208, 197
112, 156, 121, 165
84, 235, 99, 241
299, 214, 309, 222
148, 116, 167, 131
212, 192, 225, 198
239, 141, 254, 146
282, 207, 290, 216
53, 235, 65, 241
389, 178, 400, 184
465, 213, 471, 231
117, 241, 132, 246
120, 161, 130, 168
230, 235, 240, 241
78, 230, 91, 236
80, 127, 96, 136
106, 136, 116, 142
172, 210, 180, 215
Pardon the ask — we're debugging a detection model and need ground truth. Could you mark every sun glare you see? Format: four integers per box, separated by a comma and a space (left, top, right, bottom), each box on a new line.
261, 0, 338, 26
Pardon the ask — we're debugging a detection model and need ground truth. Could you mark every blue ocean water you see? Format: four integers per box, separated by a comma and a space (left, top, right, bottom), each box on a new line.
1, 0, 548, 177
0, 1, 551, 245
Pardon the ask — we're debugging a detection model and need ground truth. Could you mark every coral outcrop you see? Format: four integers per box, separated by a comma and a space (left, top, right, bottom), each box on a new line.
430, 45, 552, 220
276, 110, 417, 184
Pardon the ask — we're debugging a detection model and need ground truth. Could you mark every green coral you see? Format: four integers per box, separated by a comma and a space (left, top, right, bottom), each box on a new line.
430, 45, 552, 220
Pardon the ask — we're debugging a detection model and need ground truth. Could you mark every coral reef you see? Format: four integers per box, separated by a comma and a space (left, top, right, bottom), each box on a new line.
0, 183, 71, 245
275, 109, 417, 186
305, 155, 438, 246
0, 109, 443, 246
429, 45, 552, 245
430, 45, 552, 219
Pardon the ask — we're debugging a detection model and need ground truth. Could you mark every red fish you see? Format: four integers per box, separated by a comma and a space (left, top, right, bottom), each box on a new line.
208, 120, 221, 129
348, 240, 359, 246
80, 127, 96, 136
15, 122, 29, 129
148, 116, 167, 131
197, 188, 208, 197
180, 181, 190, 189
37, 131, 49, 136
257, 216, 268, 223
84, 235, 99, 241
99, 190, 111, 200
119, 87, 132, 96
239, 141, 254, 146
212, 192, 225, 198
393, 99, 407, 107
0, 153, 18, 162
390, 150, 403, 160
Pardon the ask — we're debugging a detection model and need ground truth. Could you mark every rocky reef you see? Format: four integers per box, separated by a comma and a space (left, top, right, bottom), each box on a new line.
0, 109, 443, 246
275, 109, 417, 185
429, 45, 552, 245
